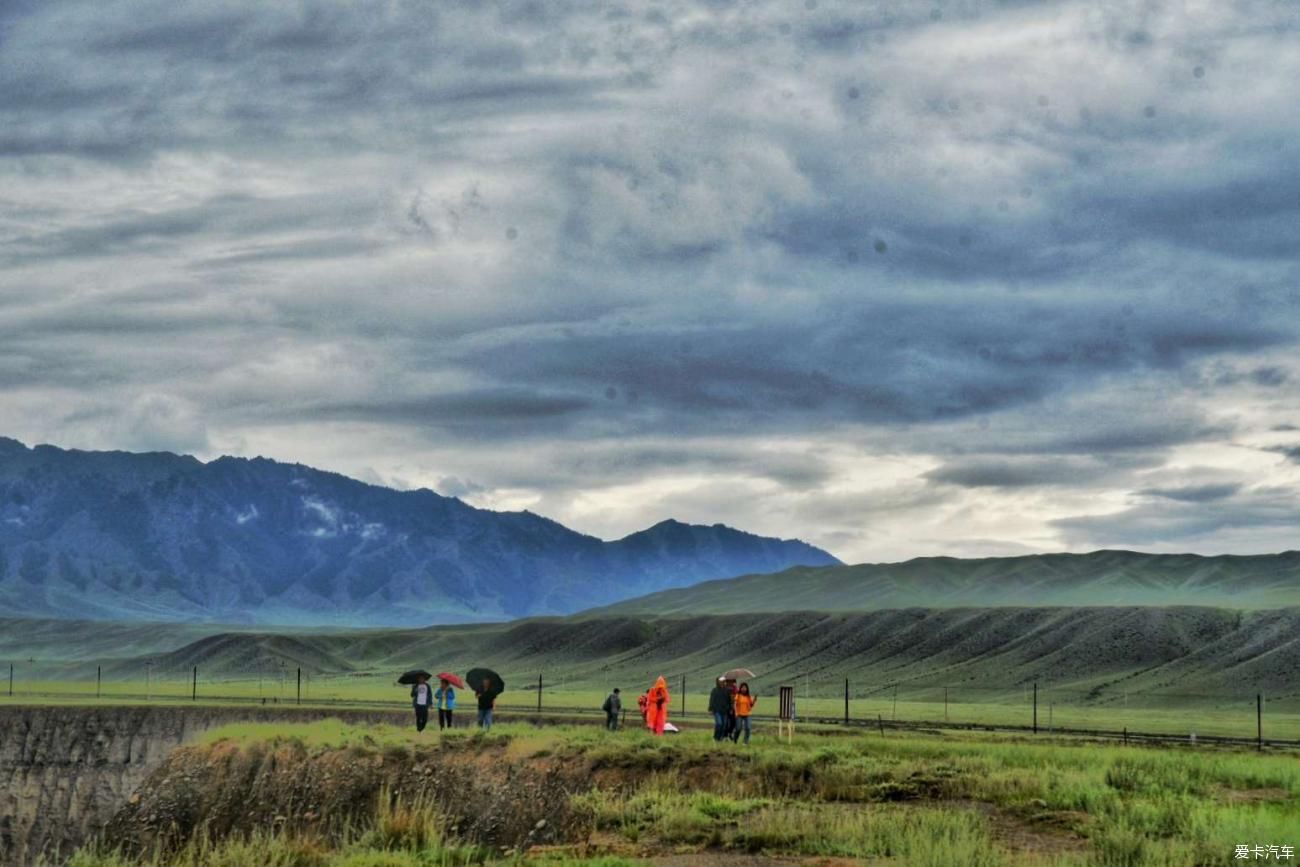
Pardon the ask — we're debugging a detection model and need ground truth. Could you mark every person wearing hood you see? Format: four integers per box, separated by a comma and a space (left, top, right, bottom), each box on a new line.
646, 675, 670, 735
708, 677, 732, 742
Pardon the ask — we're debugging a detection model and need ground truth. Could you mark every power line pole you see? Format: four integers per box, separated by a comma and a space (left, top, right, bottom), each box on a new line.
537, 673, 543, 713
1032, 682, 1038, 734
1257, 693, 1263, 752
191, 666, 197, 701
680, 674, 685, 716
844, 678, 849, 725
96, 665, 101, 699
297, 668, 302, 705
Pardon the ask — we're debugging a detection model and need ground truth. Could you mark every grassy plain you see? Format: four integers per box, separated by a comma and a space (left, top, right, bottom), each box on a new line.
6, 681, 1297, 742
63, 721, 1300, 867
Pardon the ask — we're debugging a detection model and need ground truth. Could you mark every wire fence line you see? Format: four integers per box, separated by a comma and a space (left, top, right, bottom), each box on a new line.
5, 660, 1297, 750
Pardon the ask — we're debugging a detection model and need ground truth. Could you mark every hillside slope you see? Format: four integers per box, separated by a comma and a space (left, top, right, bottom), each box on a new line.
14, 607, 1298, 702
586, 550, 1300, 616
0, 438, 837, 626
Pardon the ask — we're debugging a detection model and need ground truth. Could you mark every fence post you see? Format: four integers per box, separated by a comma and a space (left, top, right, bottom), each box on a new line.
892, 684, 898, 721
192, 666, 197, 701
7, 662, 11, 697
1032, 682, 1038, 734
97, 665, 101, 699
1257, 693, 1263, 751
944, 686, 949, 722
844, 678, 849, 725
877, 713, 884, 737
681, 674, 685, 716
537, 673, 543, 713
297, 668, 302, 705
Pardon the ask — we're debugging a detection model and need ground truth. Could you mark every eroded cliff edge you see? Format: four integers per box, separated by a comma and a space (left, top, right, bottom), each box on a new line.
0, 705, 407, 866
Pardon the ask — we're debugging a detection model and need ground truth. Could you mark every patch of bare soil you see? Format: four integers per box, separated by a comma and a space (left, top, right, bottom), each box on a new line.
961, 801, 1090, 856
1217, 787, 1291, 804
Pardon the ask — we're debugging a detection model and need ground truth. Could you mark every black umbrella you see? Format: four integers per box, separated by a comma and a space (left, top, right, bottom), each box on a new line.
397, 669, 433, 685
465, 667, 505, 696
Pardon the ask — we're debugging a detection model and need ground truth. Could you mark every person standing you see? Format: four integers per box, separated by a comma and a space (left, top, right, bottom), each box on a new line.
708, 677, 732, 742
647, 676, 671, 735
475, 676, 497, 731
602, 687, 622, 730
435, 678, 456, 730
410, 674, 432, 732
726, 679, 739, 741
732, 682, 756, 744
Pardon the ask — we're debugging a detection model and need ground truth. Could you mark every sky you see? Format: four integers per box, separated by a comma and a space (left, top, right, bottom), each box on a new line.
2, 0, 1299, 564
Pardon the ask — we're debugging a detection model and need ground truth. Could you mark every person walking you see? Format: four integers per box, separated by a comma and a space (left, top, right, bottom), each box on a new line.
410, 674, 433, 732
731, 682, 756, 744
475, 676, 497, 731
602, 687, 622, 730
647, 676, 670, 735
435, 677, 456, 730
708, 677, 732, 742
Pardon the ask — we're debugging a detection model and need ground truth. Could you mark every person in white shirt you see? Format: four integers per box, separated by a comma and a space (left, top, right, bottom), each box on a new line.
411, 674, 432, 731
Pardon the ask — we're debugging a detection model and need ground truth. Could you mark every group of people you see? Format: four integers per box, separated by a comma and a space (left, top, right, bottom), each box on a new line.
708, 677, 756, 744
411, 670, 755, 741
409, 674, 502, 732
600, 675, 755, 743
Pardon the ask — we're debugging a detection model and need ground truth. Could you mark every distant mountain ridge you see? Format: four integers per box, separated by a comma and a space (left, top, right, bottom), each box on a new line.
0, 437, 838, 626
587, 549, 1300, 616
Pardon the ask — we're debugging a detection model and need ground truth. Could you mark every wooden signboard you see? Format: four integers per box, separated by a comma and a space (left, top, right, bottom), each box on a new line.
778, 685, 795, 742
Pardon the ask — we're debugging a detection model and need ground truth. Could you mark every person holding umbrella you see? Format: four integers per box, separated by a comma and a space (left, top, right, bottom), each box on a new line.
467, 667, 505, 731
401, 670, 434, 732
435, 672, 463, 730
708, 677, 732, 742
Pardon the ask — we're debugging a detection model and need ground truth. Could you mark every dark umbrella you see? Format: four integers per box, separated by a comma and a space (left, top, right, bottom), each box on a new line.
397, 669, 433, 685
465, 667, 505, 696
436, 672, 466, 688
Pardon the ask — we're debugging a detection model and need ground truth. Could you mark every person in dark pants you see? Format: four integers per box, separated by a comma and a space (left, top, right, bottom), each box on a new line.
726, 679, 739, 741
435, 678, 456, 730
475, 677, 497, 730
708, 677, 732, 741
410, 674, 432, 732
602, 687, 622, 730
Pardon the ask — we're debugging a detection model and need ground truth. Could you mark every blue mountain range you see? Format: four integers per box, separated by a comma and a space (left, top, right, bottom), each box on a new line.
0, 437, 838, 626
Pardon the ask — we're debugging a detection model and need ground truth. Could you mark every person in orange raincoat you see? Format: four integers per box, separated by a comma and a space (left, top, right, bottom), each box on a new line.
646, 675, 670, 735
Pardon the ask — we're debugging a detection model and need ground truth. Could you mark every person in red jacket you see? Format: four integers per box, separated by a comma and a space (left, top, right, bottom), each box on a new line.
646, 675, 671, 735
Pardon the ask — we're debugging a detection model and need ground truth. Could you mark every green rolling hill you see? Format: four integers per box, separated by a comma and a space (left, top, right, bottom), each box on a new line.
8, 606, 1299, 704
584, 550, 1300, 616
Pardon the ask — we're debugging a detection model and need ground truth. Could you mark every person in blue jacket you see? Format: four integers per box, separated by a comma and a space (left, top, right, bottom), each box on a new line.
435, 677, 456, 730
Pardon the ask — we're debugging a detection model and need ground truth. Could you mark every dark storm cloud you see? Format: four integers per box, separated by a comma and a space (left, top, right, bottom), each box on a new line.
448, 299, 1283, 432
1139, 483, 1242, 503
2, 0, 1299, 556
925, 455, 1157, 489
301, 390, 595, 427
1055, 486, 1300, 547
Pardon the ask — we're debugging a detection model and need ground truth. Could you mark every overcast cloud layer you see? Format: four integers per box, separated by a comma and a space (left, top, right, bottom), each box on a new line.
3, 0, 1299, 562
